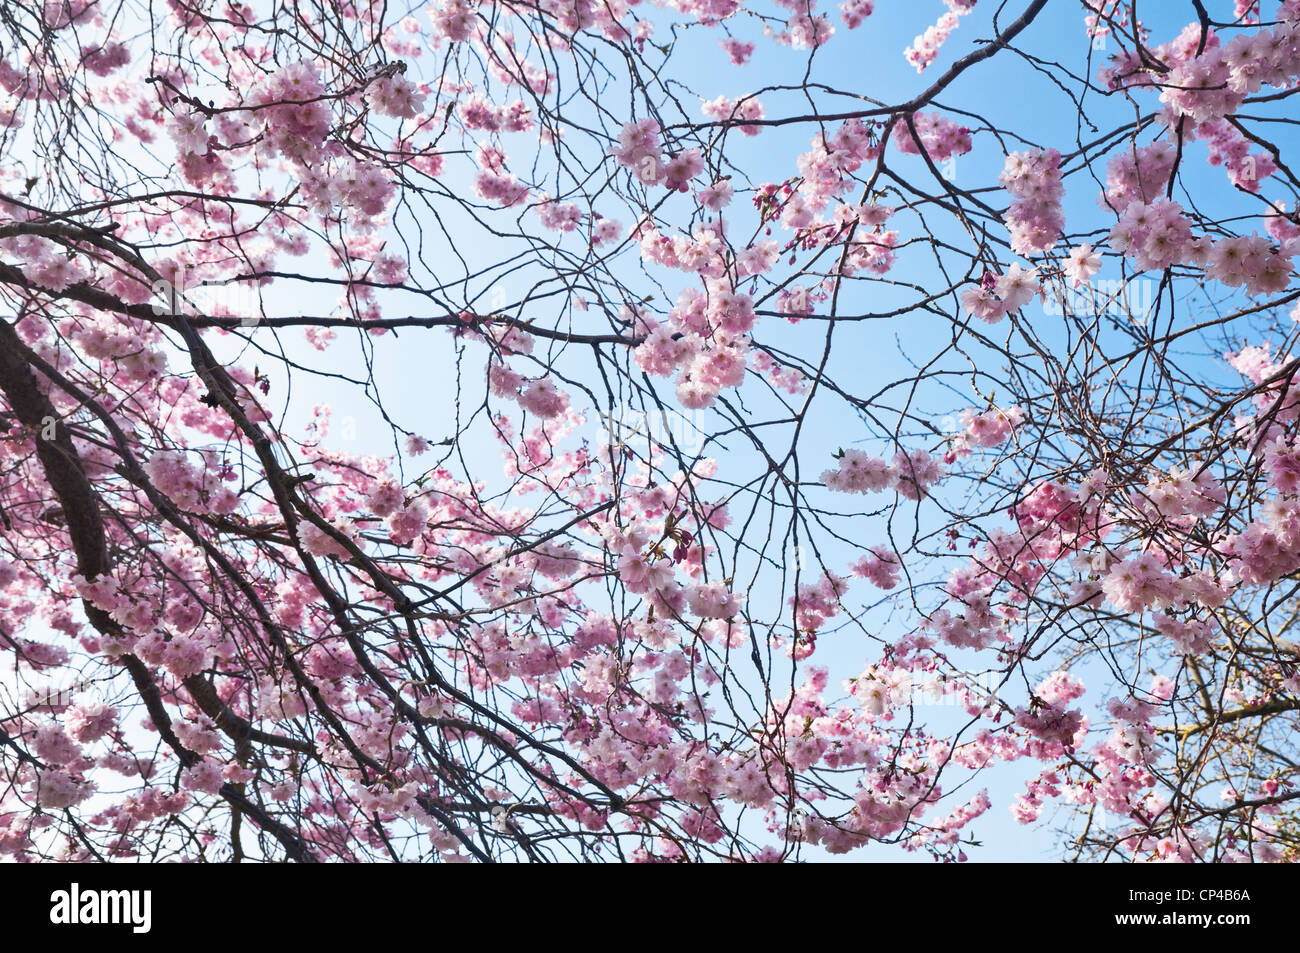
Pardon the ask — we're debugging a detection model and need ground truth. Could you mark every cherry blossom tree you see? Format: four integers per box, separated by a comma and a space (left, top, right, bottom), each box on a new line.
0, 0, 1298, 862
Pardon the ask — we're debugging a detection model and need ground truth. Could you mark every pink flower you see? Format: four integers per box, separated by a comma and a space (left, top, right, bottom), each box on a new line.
961, 286, 1008, 323
518, 377, 569, 418
821, 449, 894, 494
536, 194, 582, 232
181, 760, 225, 795
1102, 552, 1178, 613
365, 75, 424, 118
612, 118, 663, 184
429, 0, 475, 43
34, 724, 83, 764
662, 149, 705, 192
891, 112, 972, 162
617, 546, 652, 592
851, 546, 900, 589
993, 264, 1041, 312
698, 179, 734, 211
1064, 243, 1101, 285
473, 168, 530, 207
36, 768, 93, 809
719, 38, 755, 64
839, 0, 875, 29
904, 3, 975, 73
1001, 148, 1064, 254
892, 449, 945, 500
591, 218, 623, 247
64, 701, 117, 742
